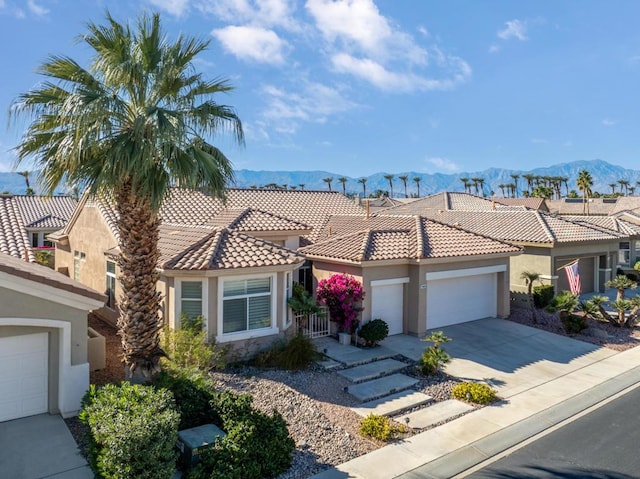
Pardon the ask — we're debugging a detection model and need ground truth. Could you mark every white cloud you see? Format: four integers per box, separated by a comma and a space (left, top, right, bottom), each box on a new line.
198, 0, 299, 31
260, 81, 358, 133
427, 157, 460, 173
418, 25, 429, 38
331, 52, 470, 92
488, 44, 500, 53
497, 19, 528, 41
212, 25, 289, 64
0, 0, 5, 9
27, 0, 48, 16
147, 0, 190, 16
602, 118, 616, 126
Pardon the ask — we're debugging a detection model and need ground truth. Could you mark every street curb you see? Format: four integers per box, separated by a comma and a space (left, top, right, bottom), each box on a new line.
395, 365, 640, 478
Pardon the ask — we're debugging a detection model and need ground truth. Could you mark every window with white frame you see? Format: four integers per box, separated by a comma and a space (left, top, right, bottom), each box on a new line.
222, 277, 272, 334
284, 272, 292, 327
619, 242, 631, 266
73, 250, 85, 281
106, 260, 117, 309
180, 281, 203, 320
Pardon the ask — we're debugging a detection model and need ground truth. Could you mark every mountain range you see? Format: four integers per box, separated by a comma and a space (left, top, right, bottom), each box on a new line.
1, 159, 637, 198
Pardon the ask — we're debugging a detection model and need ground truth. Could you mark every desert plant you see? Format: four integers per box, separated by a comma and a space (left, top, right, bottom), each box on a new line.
359, 414, 404, 441
359, 319, 389, 347
533, 284, 554, 308
253, 333, 319, 370
79, 382, 179, 479
452, 382, 497, 405
545, 291, 583, 333
606, 274, 637, 301
419, 331, 451, 375
161, 314, 225, 371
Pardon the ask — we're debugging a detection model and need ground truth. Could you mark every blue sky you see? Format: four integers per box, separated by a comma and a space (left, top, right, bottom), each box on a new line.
1, 0, 640, 178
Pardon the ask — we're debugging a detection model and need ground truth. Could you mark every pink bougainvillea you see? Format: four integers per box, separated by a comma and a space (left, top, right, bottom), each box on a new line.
316, 273, 365, 333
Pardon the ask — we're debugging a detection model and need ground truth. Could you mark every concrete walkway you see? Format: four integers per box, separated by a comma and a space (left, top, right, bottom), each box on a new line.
0, 414, 92, 479
312, 318, 640, 478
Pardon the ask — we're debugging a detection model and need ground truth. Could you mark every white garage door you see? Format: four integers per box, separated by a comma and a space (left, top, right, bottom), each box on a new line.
371, 283, 404, 335
0, 333, 48, 421
427, 273, 497, 329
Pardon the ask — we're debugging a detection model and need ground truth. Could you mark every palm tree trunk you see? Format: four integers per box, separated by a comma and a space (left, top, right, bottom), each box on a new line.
116, 181, 164, 380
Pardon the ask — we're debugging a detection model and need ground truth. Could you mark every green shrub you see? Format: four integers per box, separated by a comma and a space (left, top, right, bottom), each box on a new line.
253, 333, 318, 370
533, 284, 555, 308
359, 414, 404, 441
79, 382, 179, 479
161, 315, 225, 371
153, 367, 218, 430
187, 391, 294, 479
359, 319, 389, 347
452, 382, 497, 405
561, 313, 588, 334
419, 331, 451, 375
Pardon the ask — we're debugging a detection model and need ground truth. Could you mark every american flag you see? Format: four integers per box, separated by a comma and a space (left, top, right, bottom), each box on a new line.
564, 261, 581, 295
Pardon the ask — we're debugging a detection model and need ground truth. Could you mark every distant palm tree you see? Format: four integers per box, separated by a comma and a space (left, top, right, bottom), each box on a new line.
413, 177, 422, 197
290, 185, 297, 190
520, 270, 541, 320
477, 178, 486, 197
471, 177, 483, 196
577, 169, 593, 214
384, 174, 394, 197
298, 183, 305, 190
498, 184, 506, 197
322, 177, 334, 191
629, 186, 636, 196
609, 183, 617, 195
337, 177, 348, 195
561, 176, 569, 197
523, 173, 536, 196
18, 171, 31, 190
460, 177, 470, 193
357, 178, 367, 197
507, 183, 516, 198
619, 179, 629, 196
398, 175, 409, 198
510, 174, 520, 197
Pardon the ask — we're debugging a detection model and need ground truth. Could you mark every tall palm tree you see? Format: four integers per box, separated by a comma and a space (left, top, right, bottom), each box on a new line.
460, 177, 470, 193
498, 184, 506, 197
471, 177, 484, 196
520, 271, 541, 320
413, 176, 421, 197
357, 178, 367, 197
12, 12, 243, 379
384, 174, 394, 197
510, 174, 520, 197
298, 183, 305, 190
398, 175, 409, 198
522, 173, 536, 196
337, 176, 348, 195
576, 169, 593, 214
322, 177, 334, 191
609, 183, 617, 195
18, 171, 31, 189
477, 178, 486, 197
629, 186, 636, 196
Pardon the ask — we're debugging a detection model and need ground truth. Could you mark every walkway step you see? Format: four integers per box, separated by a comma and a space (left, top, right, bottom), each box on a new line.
347, 374, 419, 402
322, 345, 396, 367
316, 358, 341, 370
351, 390, 433, 417
400, 399, 474, 429
337, 358, 408, 383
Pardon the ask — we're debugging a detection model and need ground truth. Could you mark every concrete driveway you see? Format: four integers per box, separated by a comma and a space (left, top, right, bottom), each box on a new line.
381, 317, 617, 399
0, 414, 92, 479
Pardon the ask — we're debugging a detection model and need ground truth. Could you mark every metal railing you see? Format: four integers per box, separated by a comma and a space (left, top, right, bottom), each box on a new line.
294, 306, 330, 338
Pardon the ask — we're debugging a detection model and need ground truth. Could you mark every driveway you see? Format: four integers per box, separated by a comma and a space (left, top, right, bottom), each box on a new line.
381, 317, 617, 399
0, 414, 92, 479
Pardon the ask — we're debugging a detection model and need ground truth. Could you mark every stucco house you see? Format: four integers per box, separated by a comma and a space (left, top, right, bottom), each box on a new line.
50, 188, 365, 356
0, 194, 76, 262
379, 193, 625, 295
300, 214, 522, 336
0, 252, 104, 421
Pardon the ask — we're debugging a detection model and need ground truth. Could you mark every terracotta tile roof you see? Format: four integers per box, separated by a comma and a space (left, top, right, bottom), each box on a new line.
158, 224, 304, 270
0, 251, 105, 302
96, 188, 363, 242
414, 210, 624, 245
562, 215, 640, 236
0, 195, 31, 261
205, 208, 311, 232
300, 214, 521, 262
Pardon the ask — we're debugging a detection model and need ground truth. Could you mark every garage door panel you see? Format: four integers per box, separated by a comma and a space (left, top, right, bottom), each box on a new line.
427, 273, 497, 329
0, 333, 48, 421
371, 284, 404, 335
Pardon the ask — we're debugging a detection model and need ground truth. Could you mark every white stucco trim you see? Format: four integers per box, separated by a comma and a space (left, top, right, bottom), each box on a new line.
0, 272, 104, 311
425, 265, 507, 281
539, 275, 559, 280
370, 277, 410, 287
0, 318, 88, 418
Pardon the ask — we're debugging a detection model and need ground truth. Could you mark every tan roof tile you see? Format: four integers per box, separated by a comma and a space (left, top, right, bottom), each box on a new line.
495, 197, 548, 210
0, 195, 31, 261
562, 215, 640, 236
545, 198, 618, 215
205, 208, 311, 232
377, 192, 500, 216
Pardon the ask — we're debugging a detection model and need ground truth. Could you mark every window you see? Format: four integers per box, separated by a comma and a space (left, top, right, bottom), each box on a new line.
222, 277, 272, 334
619, 242, 631, 266
106, 260, 117, 309
181, 281, 203, 320
31, 233, 39, 248
298, 261, 313, 294
284, 272, 292, 327
73, 250, 84, 281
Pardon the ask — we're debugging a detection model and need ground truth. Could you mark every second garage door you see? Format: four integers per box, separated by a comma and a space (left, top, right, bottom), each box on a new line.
371, 283, 404, 335
427, 273, 497, 329
0, 333, 49, 422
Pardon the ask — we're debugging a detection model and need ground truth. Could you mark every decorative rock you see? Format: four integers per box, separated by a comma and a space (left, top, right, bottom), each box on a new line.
586, 327, 609, 339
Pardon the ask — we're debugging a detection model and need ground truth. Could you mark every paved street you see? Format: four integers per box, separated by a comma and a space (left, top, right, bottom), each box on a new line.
465, 385, 640, 479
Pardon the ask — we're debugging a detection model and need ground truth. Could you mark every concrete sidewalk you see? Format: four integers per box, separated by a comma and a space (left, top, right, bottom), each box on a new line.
312, 322, 640, 479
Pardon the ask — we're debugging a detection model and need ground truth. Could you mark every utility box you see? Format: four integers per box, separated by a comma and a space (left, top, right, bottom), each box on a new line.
177, 424, 226, 468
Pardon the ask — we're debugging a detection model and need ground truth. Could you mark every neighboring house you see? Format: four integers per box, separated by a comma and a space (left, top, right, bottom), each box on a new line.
0, 252, 104, 421
0, 194, 77, 262
300, 214, 522, 337
379, 196, 625, 295
545, 197, 640, 216
51, 188, 363, 356
495, 197, 549, 211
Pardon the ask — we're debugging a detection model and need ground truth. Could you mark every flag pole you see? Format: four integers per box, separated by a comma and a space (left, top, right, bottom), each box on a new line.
556, 259, 579, 272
